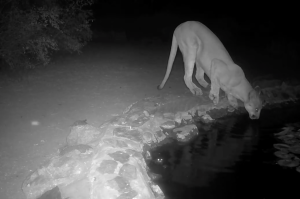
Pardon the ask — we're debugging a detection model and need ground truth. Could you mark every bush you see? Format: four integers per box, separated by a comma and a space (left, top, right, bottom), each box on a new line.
0, 0, 94, 71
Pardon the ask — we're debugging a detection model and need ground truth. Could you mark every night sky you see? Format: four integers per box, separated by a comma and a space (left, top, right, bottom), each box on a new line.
91, 1, 299, 41
92, 1, 298, 21
87, 1, 300, 77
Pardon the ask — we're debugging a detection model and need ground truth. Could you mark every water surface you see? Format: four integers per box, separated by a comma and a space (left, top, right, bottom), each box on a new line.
148, 104, 300, 199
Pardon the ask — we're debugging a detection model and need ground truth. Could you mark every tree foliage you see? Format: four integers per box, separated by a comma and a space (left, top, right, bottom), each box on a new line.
0, 0, 94, 70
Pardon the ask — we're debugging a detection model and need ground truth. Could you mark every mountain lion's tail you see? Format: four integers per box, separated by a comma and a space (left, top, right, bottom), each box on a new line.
157, 34, 178, 90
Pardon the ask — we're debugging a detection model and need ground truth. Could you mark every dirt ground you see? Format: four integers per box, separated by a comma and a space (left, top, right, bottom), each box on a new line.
0, 41, 197, 199
0, 37, 293, 199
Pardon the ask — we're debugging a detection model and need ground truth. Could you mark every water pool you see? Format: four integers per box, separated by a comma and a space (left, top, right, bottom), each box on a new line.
148, 103, 300, 199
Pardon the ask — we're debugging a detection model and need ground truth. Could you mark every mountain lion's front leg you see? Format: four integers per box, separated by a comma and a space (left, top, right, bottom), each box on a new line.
227, 94, 238, 112
209, 59, 226, 105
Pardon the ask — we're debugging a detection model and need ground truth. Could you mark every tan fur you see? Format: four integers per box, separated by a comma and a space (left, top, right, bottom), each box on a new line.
158, 21, 262, 119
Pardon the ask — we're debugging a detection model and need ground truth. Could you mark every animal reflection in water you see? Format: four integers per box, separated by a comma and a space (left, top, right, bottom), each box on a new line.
148, 117, 258, 186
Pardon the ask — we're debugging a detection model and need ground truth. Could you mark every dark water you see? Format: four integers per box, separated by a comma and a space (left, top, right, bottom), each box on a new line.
148, 103, 300, 199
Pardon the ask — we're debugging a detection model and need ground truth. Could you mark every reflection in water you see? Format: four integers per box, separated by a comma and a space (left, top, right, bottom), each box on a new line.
150, 116, 258, 186
148, 111, 300, 199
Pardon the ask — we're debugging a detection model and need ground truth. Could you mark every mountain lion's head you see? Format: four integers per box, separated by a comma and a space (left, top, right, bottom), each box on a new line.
244, 87, 263, 119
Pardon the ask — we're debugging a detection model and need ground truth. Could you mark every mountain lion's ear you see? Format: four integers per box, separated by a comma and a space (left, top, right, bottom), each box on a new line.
254, 85, 261, 96
262, 99, 267, 107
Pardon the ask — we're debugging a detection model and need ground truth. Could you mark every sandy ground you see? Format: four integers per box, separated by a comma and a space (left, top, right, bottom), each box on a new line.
0, 41, 195, 199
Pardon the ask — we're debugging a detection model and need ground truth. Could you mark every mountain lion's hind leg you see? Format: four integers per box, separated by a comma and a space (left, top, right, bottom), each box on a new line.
183, 52, 203, 95
195, 61, 209, 88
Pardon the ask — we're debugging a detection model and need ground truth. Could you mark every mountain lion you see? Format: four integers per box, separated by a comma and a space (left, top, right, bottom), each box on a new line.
157, 21, 262, 119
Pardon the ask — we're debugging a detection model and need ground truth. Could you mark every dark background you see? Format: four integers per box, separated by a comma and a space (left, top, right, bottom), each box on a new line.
89, 0, 300, 79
